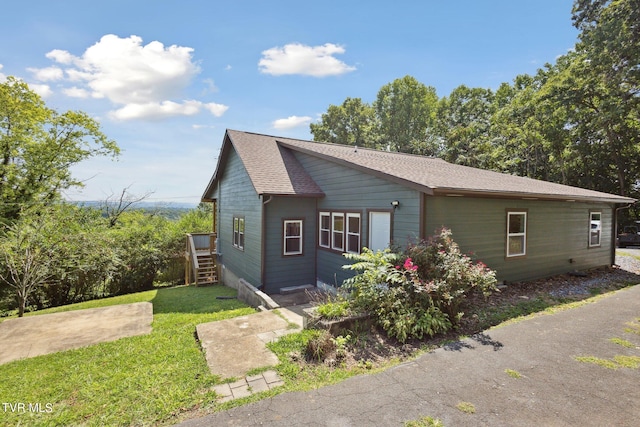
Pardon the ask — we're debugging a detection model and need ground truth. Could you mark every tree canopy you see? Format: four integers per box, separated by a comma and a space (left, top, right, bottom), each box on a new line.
0, 77, 119, 224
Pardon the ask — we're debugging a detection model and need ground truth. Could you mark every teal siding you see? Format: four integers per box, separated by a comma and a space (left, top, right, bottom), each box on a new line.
263, 196, 317, 293
293, 151, 421, 286
424, 196, 615, 283
217, 148, 262, 287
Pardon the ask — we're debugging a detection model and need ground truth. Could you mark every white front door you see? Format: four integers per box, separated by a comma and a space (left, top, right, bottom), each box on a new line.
369, 211, 391, 252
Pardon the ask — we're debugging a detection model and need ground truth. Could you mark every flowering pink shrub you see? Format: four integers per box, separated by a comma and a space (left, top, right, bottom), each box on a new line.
342, 228, 497, 342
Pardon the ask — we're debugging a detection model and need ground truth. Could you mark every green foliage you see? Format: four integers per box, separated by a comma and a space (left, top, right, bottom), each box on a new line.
375, 75, 440, 155
310, 97, 379, 148
403, 228, 498, 321
315, 299, 351, 320
0, 202, 213, 314
0, 77, 119, 224
342, 229, 497, 342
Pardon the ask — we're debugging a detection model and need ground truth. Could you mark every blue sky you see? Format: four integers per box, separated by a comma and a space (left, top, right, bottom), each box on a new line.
1, 0, 578, 204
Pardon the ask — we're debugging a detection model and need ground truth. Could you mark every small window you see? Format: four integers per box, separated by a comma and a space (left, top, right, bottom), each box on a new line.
332, 213, 344, 251
346, 213, 361, 253
506, 211, 527, 257
233, 216, 244, 250
319, 212, 330, 248
284, 220, 303, 255
589, 212, 601, 247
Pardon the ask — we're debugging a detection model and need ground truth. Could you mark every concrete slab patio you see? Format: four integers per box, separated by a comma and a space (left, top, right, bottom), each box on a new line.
196, 307, 304, 380
0, 302, 153, 365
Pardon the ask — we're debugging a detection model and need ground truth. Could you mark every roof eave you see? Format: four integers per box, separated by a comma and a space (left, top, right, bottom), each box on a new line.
432, 188, 637, 204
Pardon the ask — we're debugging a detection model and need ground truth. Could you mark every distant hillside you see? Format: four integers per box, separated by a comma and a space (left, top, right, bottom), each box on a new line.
69, 201, 199, 220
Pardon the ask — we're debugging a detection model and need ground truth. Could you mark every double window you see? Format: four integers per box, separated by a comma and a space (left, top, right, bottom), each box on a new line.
319, 211, 360, 253
284, 220, 303, 255
233, 216, 244, 250
506, 211, 527, 258
589, 211, 601, 247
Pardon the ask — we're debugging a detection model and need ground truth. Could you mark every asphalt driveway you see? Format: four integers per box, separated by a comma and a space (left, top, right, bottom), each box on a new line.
178, 285, 640, 427
0, 302, 153, 365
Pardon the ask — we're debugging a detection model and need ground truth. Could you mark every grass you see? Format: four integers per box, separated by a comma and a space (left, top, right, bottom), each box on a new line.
456, 401, 476, 414
0, 285, 255, 427
505, 368, 522, 378
404, 416, 444, 427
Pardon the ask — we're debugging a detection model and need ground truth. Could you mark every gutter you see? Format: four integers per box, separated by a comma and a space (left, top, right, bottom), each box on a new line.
260, 195, 274, 291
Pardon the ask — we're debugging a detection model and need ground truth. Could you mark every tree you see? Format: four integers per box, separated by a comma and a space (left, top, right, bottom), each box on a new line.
310, 97, 379, 147
374, 75, 441, 155
0, 212, 54, 317
0, 77, 119, 224
437, 85, 496, 169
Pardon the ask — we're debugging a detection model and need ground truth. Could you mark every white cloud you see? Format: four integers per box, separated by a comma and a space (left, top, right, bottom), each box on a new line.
41, 34, 229, 120
63, 86, 91, 98
28, 66, 64, 82
259, 43, 356, 77
109, 100, 228, 121
272, 115, 312, 130
0, 64, 5, 82
46, 49, 75, 65
202, 102, 229, 117
29, 84, 53, 98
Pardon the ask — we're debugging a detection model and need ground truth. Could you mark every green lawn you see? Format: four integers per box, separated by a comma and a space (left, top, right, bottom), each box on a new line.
0, 286, 255, 427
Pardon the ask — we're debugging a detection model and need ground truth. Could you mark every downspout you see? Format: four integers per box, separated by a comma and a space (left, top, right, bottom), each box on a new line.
260, 195, 274, 291
613, 203, 633, 266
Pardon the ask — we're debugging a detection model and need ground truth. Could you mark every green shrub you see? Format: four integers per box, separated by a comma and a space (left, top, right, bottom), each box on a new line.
316, 299, 351, 319
403, 227, 498, 322
342, 228, 497, 342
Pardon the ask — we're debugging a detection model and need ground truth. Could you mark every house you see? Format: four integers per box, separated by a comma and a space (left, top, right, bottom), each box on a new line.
201, 129, 636, 294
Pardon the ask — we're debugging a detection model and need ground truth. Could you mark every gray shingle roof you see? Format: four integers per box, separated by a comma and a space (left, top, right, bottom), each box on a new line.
203, 129, 636, 204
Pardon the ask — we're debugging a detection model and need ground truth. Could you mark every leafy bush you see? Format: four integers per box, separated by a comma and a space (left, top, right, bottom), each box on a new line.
403, 228, 498, 321
342, 228, 497, 342
315, 299, 351, 320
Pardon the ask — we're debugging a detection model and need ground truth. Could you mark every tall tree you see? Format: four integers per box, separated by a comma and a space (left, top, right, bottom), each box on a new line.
374, 75, 440, 155
0, 77, 119, 223
310, 97, 379, 147
437, 85, 496, 168
559, 0, 640, 197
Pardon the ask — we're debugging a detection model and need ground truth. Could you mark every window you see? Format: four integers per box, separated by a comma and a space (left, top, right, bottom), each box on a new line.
589, 212, 601, 247
284, 220, 303, 255
506, 211, 527, 257
332, 213, 344, 251
319, 211, 362, 253
233, 216, 244, 250
346, 213, 361, 253
319, 212, 330, 248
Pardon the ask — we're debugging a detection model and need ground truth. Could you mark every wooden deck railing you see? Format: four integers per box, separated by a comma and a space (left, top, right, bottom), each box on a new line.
185, 233, 217, 285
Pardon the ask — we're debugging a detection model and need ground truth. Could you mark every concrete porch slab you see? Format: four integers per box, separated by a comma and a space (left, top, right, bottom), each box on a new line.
0, 302, 153, 365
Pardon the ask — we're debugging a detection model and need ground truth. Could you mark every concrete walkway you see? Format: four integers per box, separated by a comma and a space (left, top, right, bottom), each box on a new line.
178, 285, 640, 427
0, 302, 153, 365
196, 307, 305, 400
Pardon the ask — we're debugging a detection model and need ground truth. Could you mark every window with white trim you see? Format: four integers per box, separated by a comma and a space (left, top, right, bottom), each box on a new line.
233, 216, 244, 250
589, 212, 601, 247
332, 213, 344, 251
284, 220, 303, 255
346, 213, 361, 253
506, 211, 526, 257
319, 212, 330, 248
